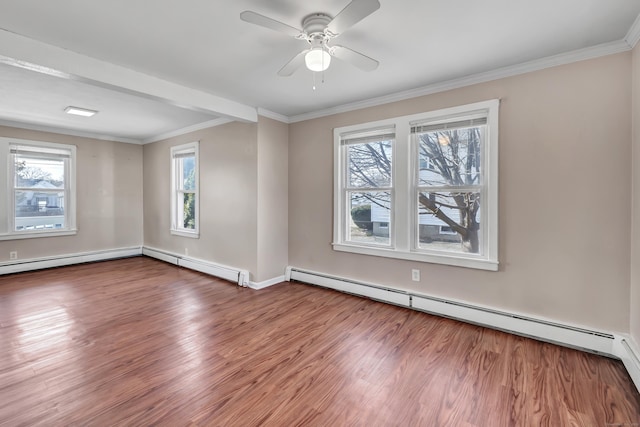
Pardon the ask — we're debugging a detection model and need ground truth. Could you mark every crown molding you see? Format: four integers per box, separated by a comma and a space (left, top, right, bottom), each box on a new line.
257, 108, 290, 124
0, 117, 236, 146
625, 13, 640, 48
0, 119, 142, 144
143, 118, 232, 144
288, 39, 632, 124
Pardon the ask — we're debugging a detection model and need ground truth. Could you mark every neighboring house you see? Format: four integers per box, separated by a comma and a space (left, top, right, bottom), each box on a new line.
15, 179, 64, 230
370, 197, 462, 243
368, 158, 468, 244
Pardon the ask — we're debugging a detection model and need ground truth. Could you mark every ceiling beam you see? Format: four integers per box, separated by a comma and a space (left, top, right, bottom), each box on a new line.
0, 28, 258, 123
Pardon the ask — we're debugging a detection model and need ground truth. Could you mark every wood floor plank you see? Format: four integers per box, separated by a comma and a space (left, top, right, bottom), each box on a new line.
0, 256, 639, 426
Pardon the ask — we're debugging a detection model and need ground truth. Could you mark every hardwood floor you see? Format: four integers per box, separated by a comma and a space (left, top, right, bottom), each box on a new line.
0, 257, 639, 426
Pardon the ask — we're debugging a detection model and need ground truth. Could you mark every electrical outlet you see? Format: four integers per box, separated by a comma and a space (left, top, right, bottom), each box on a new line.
411, 269, 420, 282
185, 248, 189, 256
9, 251, 17, 260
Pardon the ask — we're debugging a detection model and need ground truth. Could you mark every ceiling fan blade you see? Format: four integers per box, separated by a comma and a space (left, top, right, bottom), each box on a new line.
331, 45, 379, 71
278, 50, 310, 76
240, 11, 302, 37
326, 0, 380, 35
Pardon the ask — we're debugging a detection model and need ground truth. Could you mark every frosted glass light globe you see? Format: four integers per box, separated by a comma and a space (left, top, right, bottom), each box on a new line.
305, 48, 331, 72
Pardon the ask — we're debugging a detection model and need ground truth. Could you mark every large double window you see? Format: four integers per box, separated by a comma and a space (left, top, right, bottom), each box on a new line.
170, 142, 199, 238
333, 100, 499, 270
0, 138, 76, 240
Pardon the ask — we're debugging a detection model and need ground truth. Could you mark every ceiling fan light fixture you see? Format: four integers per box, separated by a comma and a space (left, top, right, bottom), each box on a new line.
305, 48, 331, 72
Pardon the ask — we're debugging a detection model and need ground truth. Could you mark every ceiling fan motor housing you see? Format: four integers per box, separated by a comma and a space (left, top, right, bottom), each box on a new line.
302, 13, 333, 36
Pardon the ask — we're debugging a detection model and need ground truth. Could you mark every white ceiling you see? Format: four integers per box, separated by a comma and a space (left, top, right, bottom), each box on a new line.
0, 0, 639, 143
0, 62, 219, 143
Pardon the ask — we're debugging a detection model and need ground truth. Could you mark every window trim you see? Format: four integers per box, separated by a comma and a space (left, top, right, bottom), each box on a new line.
333, 100, 499, 271
340, 126, 396, 249
334, 121, 398, 250
0, 138, 77, 241
170, 141, 199, 238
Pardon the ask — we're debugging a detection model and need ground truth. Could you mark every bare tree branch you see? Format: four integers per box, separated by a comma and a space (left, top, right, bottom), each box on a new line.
418, 193, 467, 237
347, 128, 482, 253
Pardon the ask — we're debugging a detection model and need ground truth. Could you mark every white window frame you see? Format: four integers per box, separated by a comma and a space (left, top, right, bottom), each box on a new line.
333, 100, 499, 271
170, 141, 199, 238
338, 126, 396, 249
0, 137, 77, 241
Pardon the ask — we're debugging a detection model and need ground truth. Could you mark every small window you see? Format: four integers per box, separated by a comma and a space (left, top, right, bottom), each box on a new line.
419, 157, 435, 171
171, 142, 199, 238
439, 226, 456, 235
0, 139, 77, 240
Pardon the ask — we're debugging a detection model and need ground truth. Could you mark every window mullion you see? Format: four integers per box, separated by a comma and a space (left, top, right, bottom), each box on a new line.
14, 187, 63, 192
394, 123, 410, 251
345, 186, 392, 192
416, 185, 483, 192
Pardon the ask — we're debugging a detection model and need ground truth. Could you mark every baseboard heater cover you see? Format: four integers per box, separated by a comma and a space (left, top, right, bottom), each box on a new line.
0, 247, 142, 275
285, 267, 411, 307
142, 246, 249, 287
616, 338, 640, 394
285, 266, 616, 358
411, 295, 615, 356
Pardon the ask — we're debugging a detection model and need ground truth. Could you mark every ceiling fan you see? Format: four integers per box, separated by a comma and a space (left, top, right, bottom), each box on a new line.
240, 0, 380, 76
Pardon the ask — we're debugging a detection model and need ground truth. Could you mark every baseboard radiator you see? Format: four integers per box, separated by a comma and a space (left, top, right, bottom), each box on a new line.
285, 266, 617, 358
0, 247, 142, 276
617, 338, 640, 394
142, 246, 249, 287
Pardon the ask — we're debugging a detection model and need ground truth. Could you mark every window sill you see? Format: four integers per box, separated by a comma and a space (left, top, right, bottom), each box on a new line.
0, 229, 78, 241
332, 242, 499, 271
170, 229, 199, 239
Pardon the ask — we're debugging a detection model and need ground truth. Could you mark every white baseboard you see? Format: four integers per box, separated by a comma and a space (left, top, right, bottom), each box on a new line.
411, 294, 615, 356
249, 275, 285, 290
286, 266, 640, 393
614, 336, 640, 394
142, 246, 250, 287
0, 246, 142, 275
285, 266, 411, 307
141, 246, 178, 265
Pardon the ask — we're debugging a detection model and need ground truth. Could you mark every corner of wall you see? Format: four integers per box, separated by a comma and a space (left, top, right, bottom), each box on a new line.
631, 42, 640, 347
255, 116, 289, 282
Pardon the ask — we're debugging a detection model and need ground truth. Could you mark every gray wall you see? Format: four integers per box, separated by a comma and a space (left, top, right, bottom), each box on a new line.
257, 116, 289, 282
143, 121, 260, 278
0, 126, 143, 260
631, 43, 640, 348
289, 53, 632, 333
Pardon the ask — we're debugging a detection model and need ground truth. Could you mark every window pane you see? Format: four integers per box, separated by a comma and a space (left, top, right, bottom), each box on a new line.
183, 192, 196, 229
181, 156, 196, 191
15, 190, 65, 230
417, 191, 481, 254
348, 191, 391, 245
347, 140, 392, 188
15, 156, 64, 189
417, 127, 482, 187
